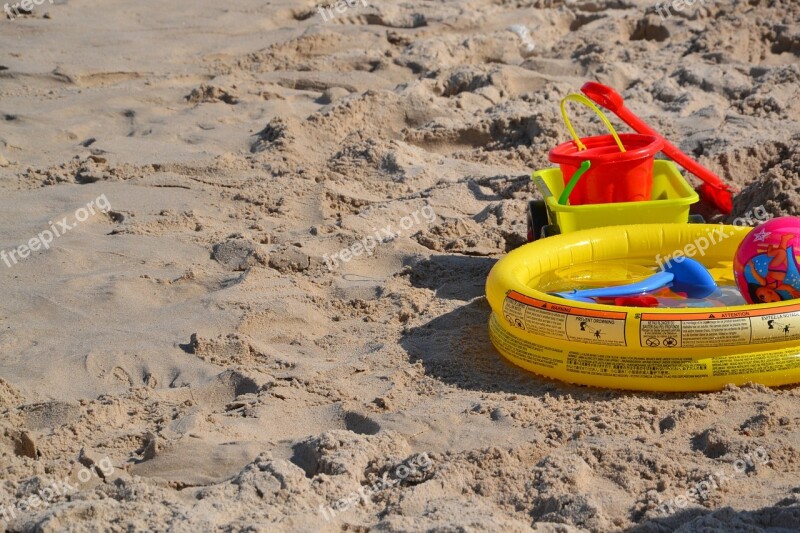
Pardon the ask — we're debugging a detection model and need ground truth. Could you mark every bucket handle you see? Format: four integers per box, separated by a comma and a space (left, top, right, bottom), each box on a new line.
560, 94, 626, 153
559, 160, 591, 205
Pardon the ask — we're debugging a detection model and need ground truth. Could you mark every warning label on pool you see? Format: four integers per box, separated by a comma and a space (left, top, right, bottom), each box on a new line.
566, 351, 709, 379
639, 304, 800, 348
503, 291, 627, 347
752, 312, 800, 343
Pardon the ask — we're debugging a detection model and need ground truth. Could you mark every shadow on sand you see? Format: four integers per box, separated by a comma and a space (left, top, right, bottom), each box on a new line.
626, 497, 800, 532
401, 254, 700, 402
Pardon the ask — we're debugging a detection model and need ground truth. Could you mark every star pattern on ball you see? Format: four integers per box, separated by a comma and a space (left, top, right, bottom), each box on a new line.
753, 229, 772, 243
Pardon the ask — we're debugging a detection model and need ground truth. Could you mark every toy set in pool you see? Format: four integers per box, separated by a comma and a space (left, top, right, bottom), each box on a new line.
486, 82, 800, 392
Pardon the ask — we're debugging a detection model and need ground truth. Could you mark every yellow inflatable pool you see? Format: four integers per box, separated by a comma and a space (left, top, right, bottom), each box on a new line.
486, 224, 800, 392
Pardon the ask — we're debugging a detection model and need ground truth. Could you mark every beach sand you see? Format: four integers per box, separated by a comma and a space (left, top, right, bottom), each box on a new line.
1, 0, 799, 530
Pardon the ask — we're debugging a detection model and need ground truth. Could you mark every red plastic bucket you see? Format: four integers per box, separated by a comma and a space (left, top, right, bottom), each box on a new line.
549, 133, 663, 205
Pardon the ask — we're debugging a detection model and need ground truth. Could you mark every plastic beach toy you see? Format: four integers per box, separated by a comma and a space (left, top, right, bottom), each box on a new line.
486, 223, 800, 392
553, 257, 717, 302
528, 160, 700, 241
581, 81, 736, 214
558, 160, 591, 205
734, 216, 800, 304
526, 85, 706, 242
549, 94, 664, 205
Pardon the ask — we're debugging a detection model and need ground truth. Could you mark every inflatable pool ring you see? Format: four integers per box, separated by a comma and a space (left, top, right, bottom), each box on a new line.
486, 224, 800, 392
734, 216, 800, 304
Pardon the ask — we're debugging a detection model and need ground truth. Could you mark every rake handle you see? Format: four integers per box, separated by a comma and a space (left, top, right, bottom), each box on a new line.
581, 82, 736, 214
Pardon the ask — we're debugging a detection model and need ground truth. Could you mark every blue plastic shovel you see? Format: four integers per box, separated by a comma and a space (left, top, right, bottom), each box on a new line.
554, 258, 717, 302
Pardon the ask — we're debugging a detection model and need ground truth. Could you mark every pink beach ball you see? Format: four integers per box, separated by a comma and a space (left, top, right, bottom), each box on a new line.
734, 217, 800, 304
